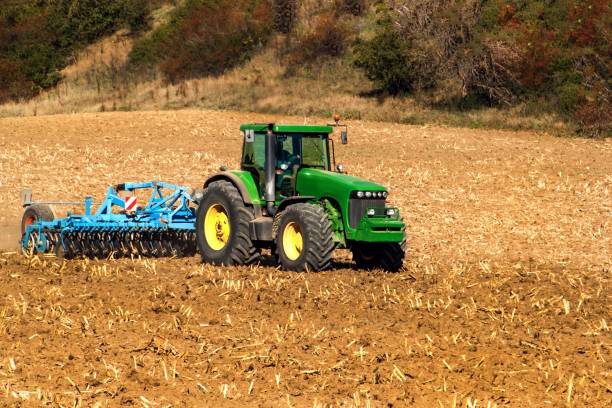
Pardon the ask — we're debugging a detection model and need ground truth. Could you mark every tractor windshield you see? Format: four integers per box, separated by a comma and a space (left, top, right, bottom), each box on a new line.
276, 134, 330, 170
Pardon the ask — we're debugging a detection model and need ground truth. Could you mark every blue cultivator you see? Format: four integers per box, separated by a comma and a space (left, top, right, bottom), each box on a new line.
20, 181, 198, 259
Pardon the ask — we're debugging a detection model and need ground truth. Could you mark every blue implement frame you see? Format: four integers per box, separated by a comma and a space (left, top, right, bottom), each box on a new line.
21, 181, 197, 255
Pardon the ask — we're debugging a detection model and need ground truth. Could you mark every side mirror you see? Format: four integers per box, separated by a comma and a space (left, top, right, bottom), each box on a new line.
341, 130, 348, 145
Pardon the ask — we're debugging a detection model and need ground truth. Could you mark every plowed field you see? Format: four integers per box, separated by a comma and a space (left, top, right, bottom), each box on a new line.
0, 111, 610, 407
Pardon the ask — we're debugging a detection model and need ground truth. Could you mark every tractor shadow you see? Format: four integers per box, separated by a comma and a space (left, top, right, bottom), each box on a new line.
256, 252, 355, 271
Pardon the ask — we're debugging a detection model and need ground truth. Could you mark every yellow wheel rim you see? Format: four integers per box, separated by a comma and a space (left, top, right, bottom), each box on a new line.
204, 204, 230, 250
282, 221, 303, 261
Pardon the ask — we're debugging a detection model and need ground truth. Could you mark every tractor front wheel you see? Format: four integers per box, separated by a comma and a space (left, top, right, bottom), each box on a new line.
275, 203, 334, 272
196, 180, 259, 265
351, 240, 406, 272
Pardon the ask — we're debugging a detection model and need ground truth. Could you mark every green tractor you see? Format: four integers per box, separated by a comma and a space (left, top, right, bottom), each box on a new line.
196, 120, 406, 272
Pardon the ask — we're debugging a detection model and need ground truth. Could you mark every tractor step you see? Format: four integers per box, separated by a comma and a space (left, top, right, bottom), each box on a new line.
249, 218, 273, 241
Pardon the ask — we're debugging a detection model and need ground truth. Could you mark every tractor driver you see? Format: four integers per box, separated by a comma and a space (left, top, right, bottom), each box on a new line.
275, 135, 300, 193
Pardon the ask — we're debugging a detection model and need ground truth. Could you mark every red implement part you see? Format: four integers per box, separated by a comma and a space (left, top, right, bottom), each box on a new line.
24, 215, 36, 227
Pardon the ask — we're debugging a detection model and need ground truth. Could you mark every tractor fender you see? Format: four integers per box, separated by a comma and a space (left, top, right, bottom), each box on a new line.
276, 196, 316, 214
204, 172, 254, 205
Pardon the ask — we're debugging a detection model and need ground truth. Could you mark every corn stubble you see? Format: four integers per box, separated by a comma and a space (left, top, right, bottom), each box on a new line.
0, 110, 610, 406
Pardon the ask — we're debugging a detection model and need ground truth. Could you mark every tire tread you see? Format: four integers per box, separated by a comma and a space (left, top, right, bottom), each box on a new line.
276, 203, 335, 272
197, 180, 259, 265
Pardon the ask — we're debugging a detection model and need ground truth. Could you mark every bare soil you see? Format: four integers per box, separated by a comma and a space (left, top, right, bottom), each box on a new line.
0, 111, 610, 407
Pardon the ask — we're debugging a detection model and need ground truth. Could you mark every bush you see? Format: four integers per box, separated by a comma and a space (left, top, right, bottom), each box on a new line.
123, 0, 152, 33
0, 5, 63, 103
0, 58, 34, 101
0, 0, 156, 103
336, 0, 367, 16
47, 0, 128, 46
351, 0, 610, 134
353, 18, 430, 95
129, 0, 272, 82
286, 12, 349, 68
273, 0, 298, 34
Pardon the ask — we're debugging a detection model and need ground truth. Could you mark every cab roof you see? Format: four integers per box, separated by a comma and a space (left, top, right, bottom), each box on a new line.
240, 123, 333, 134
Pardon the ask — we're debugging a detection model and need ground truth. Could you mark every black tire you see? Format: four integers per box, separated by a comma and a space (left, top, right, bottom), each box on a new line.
351, 238, 407, 272
21, 204, 55, 235
196, 180, 259, 265
275, 203, 334, 272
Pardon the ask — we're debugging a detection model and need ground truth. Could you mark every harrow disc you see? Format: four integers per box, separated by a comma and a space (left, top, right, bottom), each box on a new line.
46, 229, 197, 260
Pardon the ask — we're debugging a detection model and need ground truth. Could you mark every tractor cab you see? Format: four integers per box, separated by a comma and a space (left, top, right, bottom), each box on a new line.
240, 124, 335, 199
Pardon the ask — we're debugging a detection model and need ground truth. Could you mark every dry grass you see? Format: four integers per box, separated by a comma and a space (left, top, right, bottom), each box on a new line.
0, 110, 610, 406
0, 34, 572, 135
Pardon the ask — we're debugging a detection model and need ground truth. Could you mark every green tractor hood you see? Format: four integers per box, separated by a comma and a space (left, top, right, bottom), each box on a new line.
296, 168, 385, 201
296, 168, 404, 242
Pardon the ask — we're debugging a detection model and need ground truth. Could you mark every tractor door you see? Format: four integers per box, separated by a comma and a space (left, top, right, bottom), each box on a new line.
241, 132, 266, 197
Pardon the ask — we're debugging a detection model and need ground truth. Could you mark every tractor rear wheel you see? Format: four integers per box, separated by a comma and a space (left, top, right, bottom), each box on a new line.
351, 239, 407, 272
196, 180, 259, 265
275, 203, 334, 272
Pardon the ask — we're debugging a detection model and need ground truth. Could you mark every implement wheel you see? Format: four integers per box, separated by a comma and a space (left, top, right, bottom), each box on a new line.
21, 204, 54, 235
275, 203, 334, 272
351, 238, 407, 272
196, 180, 259, 265
20, 204, 55, 255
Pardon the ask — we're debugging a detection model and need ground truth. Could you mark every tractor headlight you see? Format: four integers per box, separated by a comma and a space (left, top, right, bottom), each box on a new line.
354, 191, 388, 199
367, 208, 376, 216
386, 208, 396, 217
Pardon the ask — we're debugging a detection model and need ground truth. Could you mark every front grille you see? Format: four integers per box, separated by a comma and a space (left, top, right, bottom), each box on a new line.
348, 198, 385, 228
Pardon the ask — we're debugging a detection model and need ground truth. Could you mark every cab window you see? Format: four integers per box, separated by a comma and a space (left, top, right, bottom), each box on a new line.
301, 135, 329, 169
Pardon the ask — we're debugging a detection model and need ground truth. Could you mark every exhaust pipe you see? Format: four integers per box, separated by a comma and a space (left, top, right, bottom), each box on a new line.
264, 123, 277, 216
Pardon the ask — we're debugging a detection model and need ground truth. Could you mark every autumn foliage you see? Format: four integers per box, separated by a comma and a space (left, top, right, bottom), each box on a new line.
353, 0, 610, 135
129, 0, 271, 82
0, 0, 152, 104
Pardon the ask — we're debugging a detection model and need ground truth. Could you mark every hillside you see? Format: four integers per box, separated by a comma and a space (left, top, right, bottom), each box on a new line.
0, 0, 610, 136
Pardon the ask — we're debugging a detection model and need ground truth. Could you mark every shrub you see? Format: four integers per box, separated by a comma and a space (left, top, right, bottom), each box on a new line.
573, 92, 611, 137
129, 0, 272, 83
47, 0, 127, 46
389, 0, 521, 105
0, 6, 63, 102
287, 12, 349, 67
354, 0, 610, 134
0, 0, 156, 102
273, 0, 298, 34
0, 58, 34, 102
123, 0, 152, 34
353, 17, 431, 95
336, 0, 367, 16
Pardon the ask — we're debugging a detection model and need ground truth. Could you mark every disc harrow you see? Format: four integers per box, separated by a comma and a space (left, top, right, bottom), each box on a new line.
20, 182, 198, 259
